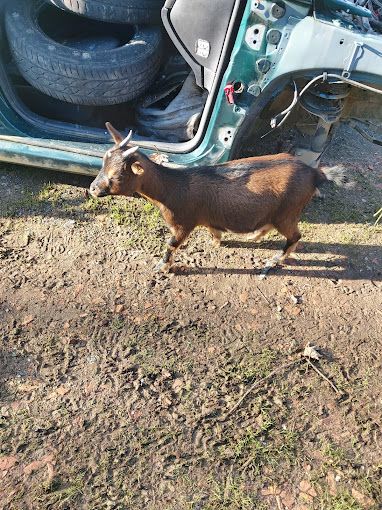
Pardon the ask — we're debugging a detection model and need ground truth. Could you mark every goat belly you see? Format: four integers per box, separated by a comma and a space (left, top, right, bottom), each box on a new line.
201, 206, 272, 234
198, 190, 276, 234
206, 222, 271, 235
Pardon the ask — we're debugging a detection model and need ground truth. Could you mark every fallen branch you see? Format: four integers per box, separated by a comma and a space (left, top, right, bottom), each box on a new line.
223, 343, 339, 419
305, 357, 339, 393
224, 359, 301, 419
255, 286, 271, 305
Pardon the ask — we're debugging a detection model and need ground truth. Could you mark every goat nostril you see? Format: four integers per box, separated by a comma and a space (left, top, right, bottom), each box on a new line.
89, 185, 98, 196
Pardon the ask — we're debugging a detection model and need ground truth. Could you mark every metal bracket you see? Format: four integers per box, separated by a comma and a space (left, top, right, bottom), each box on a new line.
342, 42, 364, 78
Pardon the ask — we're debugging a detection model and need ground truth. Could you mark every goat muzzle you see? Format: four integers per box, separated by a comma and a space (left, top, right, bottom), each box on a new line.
89, 182, 110, 198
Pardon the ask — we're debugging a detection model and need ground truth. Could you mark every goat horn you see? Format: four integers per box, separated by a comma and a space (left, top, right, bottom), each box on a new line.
118, 131, 133, 148
122, 146, 139, 159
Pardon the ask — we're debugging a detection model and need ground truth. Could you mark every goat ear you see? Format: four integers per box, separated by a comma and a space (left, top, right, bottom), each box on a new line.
106, 122, 124, 144
131, 162, 144, 175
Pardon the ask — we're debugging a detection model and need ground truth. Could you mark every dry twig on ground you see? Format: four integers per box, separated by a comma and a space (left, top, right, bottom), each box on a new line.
224, 343, 339, 418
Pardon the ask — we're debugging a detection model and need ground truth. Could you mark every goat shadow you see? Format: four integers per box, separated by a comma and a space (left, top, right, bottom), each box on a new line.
172, 239, 382, 281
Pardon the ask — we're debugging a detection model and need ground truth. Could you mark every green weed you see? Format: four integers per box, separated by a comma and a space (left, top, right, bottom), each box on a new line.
204, 475, 259, 510
321, 441, 346, 468
318, 491, 365, 510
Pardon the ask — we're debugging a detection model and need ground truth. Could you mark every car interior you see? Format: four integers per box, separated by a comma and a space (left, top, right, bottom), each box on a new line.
0, 0, 245, 148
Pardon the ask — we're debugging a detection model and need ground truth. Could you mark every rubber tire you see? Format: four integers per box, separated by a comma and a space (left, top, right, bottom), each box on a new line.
5, 0, 162, 106
47, 0, 164, 25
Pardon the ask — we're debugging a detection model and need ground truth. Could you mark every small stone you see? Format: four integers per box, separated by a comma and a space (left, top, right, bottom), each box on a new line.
22, 315, 34, 326
0, 456, 18, 471
280, 489, 294, 508
351, 488, 374, 508
300, 493, 314, 504
1, 406, 10, 417
24, 460, 45, 475
299, 480, 317, 498
327, 471, 337, 496
56, 386, 70, 396
172, 378, 183, 392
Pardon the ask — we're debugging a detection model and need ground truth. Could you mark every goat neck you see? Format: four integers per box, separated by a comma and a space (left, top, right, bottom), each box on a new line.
135, 155, 181, 206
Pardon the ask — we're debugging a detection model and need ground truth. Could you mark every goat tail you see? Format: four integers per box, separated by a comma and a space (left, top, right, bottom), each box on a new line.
316, 164, 347, 187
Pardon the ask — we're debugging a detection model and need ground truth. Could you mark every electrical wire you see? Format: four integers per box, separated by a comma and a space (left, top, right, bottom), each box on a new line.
270, 80, 298, 128
368, 0, 379, 19
269, 72, 382, 130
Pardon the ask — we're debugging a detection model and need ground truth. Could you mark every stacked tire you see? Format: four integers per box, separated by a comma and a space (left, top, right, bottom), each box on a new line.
48, 0, 164, 25
5, 0, 163, 106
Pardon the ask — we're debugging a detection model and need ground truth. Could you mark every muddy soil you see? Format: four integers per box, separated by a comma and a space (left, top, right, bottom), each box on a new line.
0, 124, 381, 510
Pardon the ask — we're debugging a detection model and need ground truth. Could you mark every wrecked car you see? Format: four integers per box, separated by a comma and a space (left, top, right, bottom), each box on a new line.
0, 0, 381, 175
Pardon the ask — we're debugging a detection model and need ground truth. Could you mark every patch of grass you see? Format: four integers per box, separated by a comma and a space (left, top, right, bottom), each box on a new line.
356, 473, 381, 502
231, 424, 298, 473
39, 476, 62, 495
110, 318, 125, 330
82, 195, 104, 213
318, 491, 364, 510
1, 189, 39, 217
38, 182, 62, 203
54, 476, 85, 505
300, 220, 316, 234
221, 347, 279, 384
204, 475, 260, 510
109, 198, 134, 225
321, 441, 346, 468
354, 172, 375, 194
1, 182, 66, 217
83, 195, 166, 252
305, 191, 367, 225
133, 343, 182, 378
10, 488, 25, 502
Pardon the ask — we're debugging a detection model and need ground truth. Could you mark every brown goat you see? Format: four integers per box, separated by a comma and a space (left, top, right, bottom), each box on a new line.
90, 122, 330, 277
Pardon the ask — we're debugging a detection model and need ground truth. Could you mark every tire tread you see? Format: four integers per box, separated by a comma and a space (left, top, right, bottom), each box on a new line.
5, 0, 162, 106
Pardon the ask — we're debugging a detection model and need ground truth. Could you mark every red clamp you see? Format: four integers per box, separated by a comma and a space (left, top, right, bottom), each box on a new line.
224, 84, 235, 105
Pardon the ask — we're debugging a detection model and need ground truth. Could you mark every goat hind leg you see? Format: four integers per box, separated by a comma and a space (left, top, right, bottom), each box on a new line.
279, 230, 301, 263
207, 227, 222, 246
247, 223, 273, 241
259, 228, 301, 280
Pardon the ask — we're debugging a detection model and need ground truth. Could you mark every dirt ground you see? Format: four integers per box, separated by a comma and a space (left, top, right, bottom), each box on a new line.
0, 123, 381, 510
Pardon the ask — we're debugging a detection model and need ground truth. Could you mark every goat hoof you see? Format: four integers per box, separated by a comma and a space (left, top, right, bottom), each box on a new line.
154, 260, 170, 272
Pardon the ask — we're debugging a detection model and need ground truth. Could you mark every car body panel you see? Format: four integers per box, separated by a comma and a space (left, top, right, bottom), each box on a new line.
0, 0, 381, 174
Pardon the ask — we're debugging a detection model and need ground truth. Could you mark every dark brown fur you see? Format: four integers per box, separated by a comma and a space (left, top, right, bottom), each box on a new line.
90, 123, 327, 272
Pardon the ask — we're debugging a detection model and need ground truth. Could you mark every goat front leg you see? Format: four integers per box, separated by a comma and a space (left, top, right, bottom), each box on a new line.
155, 229, 190, 272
